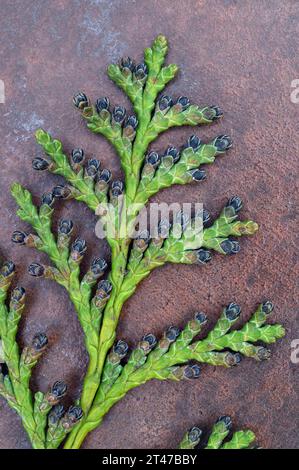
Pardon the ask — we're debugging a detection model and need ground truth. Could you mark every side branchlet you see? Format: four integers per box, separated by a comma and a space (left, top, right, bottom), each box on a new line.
0, 260, 83, 448
179, 416, 256, 450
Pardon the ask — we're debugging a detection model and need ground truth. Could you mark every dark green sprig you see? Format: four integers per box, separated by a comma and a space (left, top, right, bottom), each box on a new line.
75, 35, 225, 189
144, 100, 223, 149
83, 301, 284, 440
0, 265, 53, 448
135, 134, 232, 205
74, 97, 133, 176
119, 200, 258, 307
8, 35, 282, 451
179, 416, 256, 449
10, 186, 114, 418
34, 129, 104, 211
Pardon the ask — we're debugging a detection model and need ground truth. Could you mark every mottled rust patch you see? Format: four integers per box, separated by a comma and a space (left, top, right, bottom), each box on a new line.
0, 0, 298, 449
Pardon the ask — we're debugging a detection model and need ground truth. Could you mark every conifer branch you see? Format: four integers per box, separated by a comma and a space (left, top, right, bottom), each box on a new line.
3, 35, 284, 451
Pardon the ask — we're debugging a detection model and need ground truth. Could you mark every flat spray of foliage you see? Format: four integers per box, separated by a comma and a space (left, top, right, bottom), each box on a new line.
0, 36, 284, 449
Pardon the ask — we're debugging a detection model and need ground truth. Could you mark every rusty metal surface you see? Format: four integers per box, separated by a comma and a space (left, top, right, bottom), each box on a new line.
0, 0, 298, 449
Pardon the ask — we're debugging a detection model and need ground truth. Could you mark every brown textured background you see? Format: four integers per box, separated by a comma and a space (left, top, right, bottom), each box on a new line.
0, 0, 298, 449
